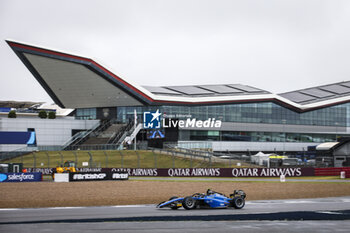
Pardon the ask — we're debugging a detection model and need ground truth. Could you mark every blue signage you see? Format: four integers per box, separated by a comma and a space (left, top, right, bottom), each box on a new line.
0, 107, 11, 113
0, 172, 42, 182
143, 109, 161, 129
0, 132, 36, 145
147, 129, 165, 139
0, 174, 7, 182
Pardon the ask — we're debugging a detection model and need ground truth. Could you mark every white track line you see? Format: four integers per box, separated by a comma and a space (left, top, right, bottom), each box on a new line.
0, 204, 151, 211
1, 198, 349, 211
110, 205, 152, 208
47, 207, 86, 210
316, 211, 343, 215
0, 208, 21, 211
248, 199, 350, 205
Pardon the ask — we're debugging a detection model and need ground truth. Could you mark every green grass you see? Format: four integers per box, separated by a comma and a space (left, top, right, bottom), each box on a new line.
4, 150, 241, 168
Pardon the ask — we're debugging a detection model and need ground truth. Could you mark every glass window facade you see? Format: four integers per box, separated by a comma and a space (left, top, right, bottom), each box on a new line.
116, 102, 348, 127
179, 130, 344, 143
76, 101, 348, 144
76, 108, 97, 120
116, 106, 159, 123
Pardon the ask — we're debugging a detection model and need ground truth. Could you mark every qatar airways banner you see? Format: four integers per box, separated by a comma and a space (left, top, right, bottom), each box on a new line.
26, 167, 314, 177
113, 167, 314, 177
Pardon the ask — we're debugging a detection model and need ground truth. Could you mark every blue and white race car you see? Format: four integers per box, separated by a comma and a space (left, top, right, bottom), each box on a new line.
157, 189, 246, 210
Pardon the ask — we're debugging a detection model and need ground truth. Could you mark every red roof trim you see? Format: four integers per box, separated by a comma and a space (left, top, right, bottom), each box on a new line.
8, 41, 154, 102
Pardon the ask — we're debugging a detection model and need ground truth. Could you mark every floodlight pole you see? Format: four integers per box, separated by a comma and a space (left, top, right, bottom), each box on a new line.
335, 122, 338, 142
282, 119, 286, 155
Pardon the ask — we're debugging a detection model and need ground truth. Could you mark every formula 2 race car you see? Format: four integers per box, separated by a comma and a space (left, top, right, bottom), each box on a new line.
157, 189, 246, 210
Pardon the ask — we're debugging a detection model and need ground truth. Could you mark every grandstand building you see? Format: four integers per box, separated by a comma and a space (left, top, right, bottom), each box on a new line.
6, 40, 350, 153
0, 101, 98, 152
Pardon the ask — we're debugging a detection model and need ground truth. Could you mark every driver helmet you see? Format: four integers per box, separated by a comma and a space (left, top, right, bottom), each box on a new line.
207, 189, 214, 195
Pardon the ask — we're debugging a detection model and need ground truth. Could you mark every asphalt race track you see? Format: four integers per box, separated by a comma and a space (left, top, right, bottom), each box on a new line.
1, 196, 350, 232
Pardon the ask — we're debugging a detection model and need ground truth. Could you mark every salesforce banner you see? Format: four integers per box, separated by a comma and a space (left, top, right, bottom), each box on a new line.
0, 172, 42, 182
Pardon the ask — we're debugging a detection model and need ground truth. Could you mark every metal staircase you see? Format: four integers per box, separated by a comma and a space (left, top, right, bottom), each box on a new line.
60, 117, 145, 150
123, 123, 143, 144
107, 121, 134, 144
63, 119, 113, 150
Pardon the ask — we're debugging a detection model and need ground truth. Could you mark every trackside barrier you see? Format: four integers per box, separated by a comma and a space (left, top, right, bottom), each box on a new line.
54, 173, 69, 182
0, 172, 42, 182
26, 167, 315, 177
69, 172, 129, 182
280, 175, 286, 182
340, 171, 346, 179
25, 167, 350, 178
314, 167, 350, 178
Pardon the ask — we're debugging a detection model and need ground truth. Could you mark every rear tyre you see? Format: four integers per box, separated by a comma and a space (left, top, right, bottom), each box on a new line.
182, 196, 196, 210
232, 197, 245, 209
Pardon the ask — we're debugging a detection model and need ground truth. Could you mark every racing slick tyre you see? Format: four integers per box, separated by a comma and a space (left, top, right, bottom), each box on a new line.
182, 196, 196, 210
232, 197, 245, 209
169, 196, 180, 210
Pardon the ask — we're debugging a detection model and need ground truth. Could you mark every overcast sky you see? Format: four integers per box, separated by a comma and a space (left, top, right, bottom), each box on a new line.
1, 0, 350, 104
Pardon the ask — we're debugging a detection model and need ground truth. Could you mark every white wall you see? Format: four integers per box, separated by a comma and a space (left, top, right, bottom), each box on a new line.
0, 117, 99, 150
212, 141, 319, 152
177, 140, 319, 152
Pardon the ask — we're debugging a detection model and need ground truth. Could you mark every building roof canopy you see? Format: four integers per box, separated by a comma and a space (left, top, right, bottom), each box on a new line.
6, 40, 350, 111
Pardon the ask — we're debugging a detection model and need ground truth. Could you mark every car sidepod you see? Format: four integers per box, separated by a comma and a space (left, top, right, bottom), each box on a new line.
202, 194, 230, 208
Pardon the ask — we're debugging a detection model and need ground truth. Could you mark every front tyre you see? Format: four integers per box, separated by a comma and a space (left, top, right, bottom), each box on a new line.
182, 196, 196, 210
232, 197, 245, 209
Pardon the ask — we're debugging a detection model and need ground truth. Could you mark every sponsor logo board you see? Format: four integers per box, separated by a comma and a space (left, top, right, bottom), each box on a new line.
0, 172, 42, 182
0, 174, 7, 182
103, 168, 314, 177
24, 168, 315, 178
69, 172, 129, 182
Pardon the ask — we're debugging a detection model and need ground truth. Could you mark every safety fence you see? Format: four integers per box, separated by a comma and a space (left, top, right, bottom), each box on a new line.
2, 149, 249, 169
